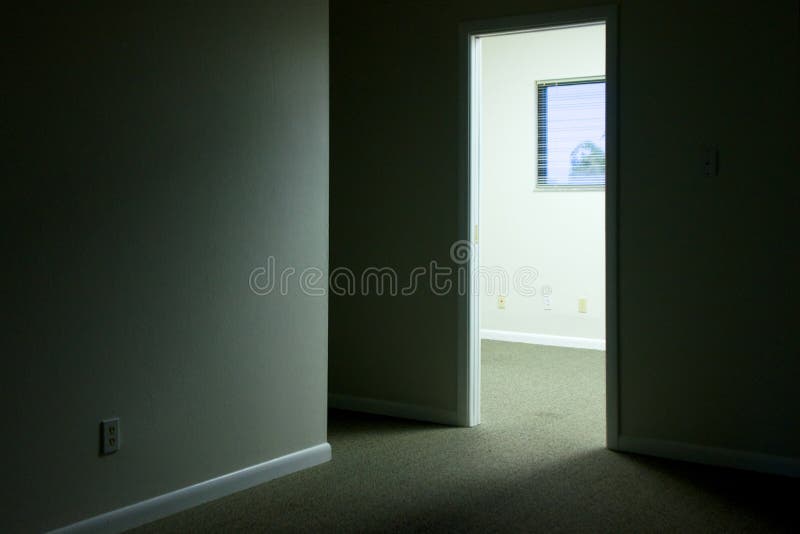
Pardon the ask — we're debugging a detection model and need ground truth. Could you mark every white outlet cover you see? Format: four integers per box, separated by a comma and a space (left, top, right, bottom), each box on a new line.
101, 418, 120, 455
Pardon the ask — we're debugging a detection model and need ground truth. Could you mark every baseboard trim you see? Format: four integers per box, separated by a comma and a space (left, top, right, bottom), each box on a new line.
329, 394, 461, 426
617, 435, 800, 477
51, 443, 332, 534
481, 329, 606, 351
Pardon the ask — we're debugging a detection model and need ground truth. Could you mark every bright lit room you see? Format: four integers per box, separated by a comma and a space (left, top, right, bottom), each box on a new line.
477, 24, 607, 435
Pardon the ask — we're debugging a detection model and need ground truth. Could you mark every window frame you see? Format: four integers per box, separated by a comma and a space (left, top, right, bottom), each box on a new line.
536, 75, 607, 191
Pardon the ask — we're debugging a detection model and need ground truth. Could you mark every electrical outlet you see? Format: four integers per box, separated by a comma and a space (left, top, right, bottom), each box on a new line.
543, 295, 552, 310
497, 295, 506, 309
578, 298, 588, 314
101, 418, 120, 455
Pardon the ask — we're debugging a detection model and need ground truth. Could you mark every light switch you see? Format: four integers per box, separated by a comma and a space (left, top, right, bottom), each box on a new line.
702, 145, 719, 177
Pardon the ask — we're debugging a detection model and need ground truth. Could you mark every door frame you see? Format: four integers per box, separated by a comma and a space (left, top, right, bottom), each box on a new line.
456, 5, 619, 449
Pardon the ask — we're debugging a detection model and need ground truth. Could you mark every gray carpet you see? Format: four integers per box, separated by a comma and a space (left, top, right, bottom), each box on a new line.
133, 340, 796, 533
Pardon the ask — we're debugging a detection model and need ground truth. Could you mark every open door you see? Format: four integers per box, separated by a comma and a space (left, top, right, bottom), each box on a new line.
459, 7, 619, 451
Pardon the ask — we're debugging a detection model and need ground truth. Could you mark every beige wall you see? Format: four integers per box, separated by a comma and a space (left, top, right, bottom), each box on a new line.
479, 25, 605, 340
4, 2, 329, 531
330, 0, 799, 461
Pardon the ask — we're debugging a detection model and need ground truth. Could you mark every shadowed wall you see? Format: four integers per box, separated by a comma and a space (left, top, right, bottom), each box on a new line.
4, 2, 329, 531
330, 0, 799, 460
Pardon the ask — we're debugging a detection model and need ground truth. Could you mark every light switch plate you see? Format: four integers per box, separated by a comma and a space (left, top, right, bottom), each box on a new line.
701, 145, 719, 177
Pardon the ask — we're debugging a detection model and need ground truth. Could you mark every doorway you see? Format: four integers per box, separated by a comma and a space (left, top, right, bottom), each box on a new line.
458, 7, 618, 450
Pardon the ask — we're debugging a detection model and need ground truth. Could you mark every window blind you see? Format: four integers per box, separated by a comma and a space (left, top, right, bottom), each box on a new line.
537, 78, 606, 187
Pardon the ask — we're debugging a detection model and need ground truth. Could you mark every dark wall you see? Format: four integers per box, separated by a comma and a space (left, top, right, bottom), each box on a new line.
4, 2, 329, 531
330, 0, 799, 458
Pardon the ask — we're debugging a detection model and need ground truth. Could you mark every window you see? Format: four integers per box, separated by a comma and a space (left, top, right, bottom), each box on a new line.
537, 77, 606, 188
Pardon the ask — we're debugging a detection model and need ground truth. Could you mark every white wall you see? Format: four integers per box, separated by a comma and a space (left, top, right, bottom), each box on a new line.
479, 25, 606, 341
4, 2, 329, 531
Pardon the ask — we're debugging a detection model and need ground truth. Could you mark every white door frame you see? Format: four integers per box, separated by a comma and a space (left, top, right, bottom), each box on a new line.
456, 5, 619, 449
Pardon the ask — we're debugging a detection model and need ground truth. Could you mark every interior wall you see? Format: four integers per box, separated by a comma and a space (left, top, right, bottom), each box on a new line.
3, 2, 329, 531
479, 25, 605, 340
330, 0, 800, 462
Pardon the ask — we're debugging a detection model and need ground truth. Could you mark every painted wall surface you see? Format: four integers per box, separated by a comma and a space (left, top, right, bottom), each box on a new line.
4, 2, 329, 531
479, 25, 605, 340
330, 0, 799, 460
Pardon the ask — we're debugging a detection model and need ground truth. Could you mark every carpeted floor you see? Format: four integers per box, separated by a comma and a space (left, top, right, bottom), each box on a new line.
133, 340, 796, 533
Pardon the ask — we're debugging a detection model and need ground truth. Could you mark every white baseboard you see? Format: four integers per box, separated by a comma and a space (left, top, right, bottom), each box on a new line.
617, 435, 800, 477
51, 443, 332, 534
329, 394, 460, 426
481, 329, 606, 351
